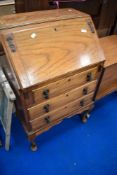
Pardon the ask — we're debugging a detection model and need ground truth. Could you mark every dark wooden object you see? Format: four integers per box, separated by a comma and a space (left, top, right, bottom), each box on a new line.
0, 9, 105, 148
15, 0, 50, 12
57, 0, 102, 27
113, 18, 117, 35
98, 0, 117, 37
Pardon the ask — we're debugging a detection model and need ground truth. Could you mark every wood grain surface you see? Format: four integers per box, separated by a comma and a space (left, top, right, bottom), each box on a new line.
28, 81, 97, 120
32, 66, 98, 105
97, 64, 117, 99
97, 35, 117, 99
1, 15, 104, 89
27, 103, 94, 140
30, 93, 94, 131
0, 8, 88, 30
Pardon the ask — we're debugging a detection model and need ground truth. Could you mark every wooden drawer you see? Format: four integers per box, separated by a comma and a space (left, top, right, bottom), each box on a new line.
32, 66, 99, 104
28, 80, 97, 120
30, 93, 94, 131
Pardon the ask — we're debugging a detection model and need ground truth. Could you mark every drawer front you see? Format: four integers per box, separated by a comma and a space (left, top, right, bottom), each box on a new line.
28, 81, 97, 120
32, 66, 98, 104
30, 93, 94, 131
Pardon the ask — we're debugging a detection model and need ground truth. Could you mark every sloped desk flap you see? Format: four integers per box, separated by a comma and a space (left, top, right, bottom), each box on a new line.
0, 9, 105, 89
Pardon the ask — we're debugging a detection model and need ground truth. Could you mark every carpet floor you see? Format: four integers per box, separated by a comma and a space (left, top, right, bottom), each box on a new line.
0, 92, 117, 175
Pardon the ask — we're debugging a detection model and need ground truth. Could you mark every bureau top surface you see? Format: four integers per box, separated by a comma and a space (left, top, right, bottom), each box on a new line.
0, 9, 105, 89
0, 8, 88, 30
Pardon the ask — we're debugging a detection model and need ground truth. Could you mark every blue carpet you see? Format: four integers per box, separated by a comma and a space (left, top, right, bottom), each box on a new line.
0, 92, 117, 175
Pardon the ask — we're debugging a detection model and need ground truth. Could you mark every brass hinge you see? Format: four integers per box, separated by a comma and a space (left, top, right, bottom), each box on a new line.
87, 20, 95, 33
6, 34, 16, 52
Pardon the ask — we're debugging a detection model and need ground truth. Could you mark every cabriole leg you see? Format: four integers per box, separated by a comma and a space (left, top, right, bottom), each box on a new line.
80, 110, 91, 123
30, 141, 38, 152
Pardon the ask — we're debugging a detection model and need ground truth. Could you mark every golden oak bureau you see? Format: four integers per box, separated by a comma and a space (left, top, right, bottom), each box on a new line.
0, 9, 105, 150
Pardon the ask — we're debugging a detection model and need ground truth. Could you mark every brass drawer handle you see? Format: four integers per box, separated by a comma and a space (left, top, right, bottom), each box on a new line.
83, 87, 88, 95
43, 104, 50, 113
44, 116, 50, 124
80, 100, 85, 107
86, 72, 93, 82
43, 89, 49, 99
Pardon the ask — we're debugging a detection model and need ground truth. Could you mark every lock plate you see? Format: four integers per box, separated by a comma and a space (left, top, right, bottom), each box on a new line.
6, 34, 16, 52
